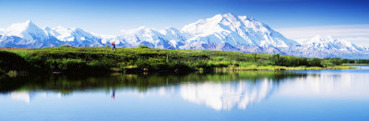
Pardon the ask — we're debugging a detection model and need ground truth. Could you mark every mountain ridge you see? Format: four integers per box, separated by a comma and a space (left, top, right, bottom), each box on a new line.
0, 13, 368, 58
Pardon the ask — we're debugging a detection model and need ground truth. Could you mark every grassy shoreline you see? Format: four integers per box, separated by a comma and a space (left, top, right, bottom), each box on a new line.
214, 65, 357, 71
0, 47, 357, 75
343, 63, 369, 65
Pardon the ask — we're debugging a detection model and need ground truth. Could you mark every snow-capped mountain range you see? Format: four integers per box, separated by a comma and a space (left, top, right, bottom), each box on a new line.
284, 35, 369, 58
1, 13, 368, 58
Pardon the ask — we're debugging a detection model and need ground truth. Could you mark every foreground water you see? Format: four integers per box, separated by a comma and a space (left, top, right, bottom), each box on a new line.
1, 65, 369, 121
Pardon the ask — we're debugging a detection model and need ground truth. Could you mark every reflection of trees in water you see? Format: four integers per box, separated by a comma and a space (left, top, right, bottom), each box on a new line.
0, 72, 306, 107
0, 72, 306, 94
0, 75, 28, 93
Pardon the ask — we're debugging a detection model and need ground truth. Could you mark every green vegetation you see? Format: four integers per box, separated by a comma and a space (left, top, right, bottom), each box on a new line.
0, 47, 356, 75
342, 59, 369, 65
138, 45, 149, 48
0, 51, 32, 74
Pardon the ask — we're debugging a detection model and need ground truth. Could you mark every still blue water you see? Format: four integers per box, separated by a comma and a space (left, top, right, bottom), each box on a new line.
1, 66, 369, 121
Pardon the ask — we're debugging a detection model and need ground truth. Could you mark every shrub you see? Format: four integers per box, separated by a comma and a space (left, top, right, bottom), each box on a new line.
308, 58, 322, 67
321, 60, 334, 67
138, 45, 149, 48
46, 59, 89, 73
329, 58, 342, 66
269, 54, 286, 66
88, 58, 116, 70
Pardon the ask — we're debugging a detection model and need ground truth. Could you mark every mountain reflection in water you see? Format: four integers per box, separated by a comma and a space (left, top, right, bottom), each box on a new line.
0, 71, 322, 110
180, 79, 274, 110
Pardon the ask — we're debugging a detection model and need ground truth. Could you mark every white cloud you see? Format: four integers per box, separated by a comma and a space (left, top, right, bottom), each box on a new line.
275, 24, 369, 47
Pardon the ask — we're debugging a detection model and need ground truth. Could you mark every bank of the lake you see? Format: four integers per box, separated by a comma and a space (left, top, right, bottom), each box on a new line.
214, 65, 356, 71
0, 47, 356, 75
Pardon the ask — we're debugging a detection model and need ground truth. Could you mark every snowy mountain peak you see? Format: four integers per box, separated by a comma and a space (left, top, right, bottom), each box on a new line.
211, 13, 243, 22
223, 12, 236, 17
122, 26, 158, 35
51, 26, 83, 33
17, 20, 35, 27
309, 35, 350, 45
0, 20, 48, 40
46, 25, 98, 42
46, 26, 75, 41
181, 13, 298, 48
310, 35, 336, 42
181, 13, 245, 37
238, 15, 254, 21
210, 13, 235, 21
305, 35, 364, 52
6, 20, 38, 32
160, 27, 180, 35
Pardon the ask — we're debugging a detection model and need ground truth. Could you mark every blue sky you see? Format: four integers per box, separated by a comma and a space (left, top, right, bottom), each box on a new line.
0, 0, 369, 36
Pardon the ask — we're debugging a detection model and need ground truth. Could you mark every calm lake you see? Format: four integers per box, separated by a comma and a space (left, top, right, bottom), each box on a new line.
1, 65, 369, 121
